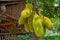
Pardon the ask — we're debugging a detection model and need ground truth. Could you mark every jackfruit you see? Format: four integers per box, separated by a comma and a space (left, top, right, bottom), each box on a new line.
43, 16, 54, 30
24, 19, 30, 32
33, 14, 45, 37
18, 17, 25, 25
28, 12, 35, 32
20, 3, 33, 18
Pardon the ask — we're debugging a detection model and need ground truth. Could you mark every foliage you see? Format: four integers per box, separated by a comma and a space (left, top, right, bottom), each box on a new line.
17, 34, 60, 40
51, 17, 60, 31
17, 33, 32, 40
40, 34, 60, 40
37, 0, 55, 18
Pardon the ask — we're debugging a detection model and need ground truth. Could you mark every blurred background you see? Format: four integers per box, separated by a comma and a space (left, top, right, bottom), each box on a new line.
0, 0, 60, 40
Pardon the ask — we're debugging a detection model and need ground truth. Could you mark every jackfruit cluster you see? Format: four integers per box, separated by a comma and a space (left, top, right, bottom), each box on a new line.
18, 3, 54, 37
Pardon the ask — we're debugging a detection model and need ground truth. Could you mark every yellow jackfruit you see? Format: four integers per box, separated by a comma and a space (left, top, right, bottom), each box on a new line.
18, 3, 33, 25
43, 16, 54, 30
25, 3, 33, 9
24, 19, 30, 32
18, 17, 25, 25
33, 14, 45, 37
20, 3, 33, 18
28, 12, 35, 32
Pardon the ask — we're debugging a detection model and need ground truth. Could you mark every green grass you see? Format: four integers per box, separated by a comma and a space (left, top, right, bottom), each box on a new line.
17, 34, 60, 40
40, 34, 60, 40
